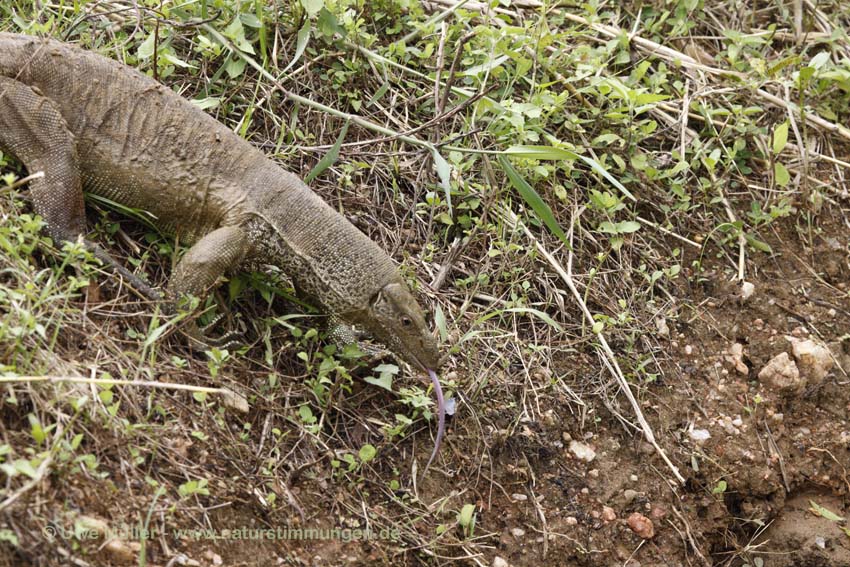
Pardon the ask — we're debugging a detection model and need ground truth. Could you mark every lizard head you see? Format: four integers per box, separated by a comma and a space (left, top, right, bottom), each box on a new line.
358, 281, 441, 371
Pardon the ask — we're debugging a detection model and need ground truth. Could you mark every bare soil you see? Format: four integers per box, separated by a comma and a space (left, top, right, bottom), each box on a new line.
2, 201, 848, 567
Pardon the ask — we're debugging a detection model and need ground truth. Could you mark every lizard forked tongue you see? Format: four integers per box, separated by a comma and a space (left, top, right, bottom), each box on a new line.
423, 368, 445, 473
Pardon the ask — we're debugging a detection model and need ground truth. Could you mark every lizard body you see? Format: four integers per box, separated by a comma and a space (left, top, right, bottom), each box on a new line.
0, 33, 442, 373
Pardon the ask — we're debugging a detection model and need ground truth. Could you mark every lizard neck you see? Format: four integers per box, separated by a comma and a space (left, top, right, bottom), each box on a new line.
245, 169, 399, 317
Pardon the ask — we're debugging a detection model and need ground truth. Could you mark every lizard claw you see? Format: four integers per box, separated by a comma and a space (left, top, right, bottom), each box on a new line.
184, 314, 247, 351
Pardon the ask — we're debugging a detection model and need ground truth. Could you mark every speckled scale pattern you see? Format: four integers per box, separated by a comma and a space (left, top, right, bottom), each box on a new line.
0, 33, 441, 369
0, 76, 86, 241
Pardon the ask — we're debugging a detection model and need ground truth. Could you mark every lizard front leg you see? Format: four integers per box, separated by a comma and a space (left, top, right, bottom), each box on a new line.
0, 76, 160, 299
168, 225, 250, 347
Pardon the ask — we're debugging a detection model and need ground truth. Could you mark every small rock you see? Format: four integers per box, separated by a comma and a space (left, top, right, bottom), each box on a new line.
510, 527, 525, 538
569, 440, 596, 462
688, 426, 711, 444
74, 515, 109, 537
789, 338, 834, 385
492, 557, 510, 567
655, 317, 670, 337
602, 506, 617, 522
623, 489, 639, 504
103, 539, 143, 563
650, 505, 667, 519
511, 493, 528, 502
728, 343, 749, 375
565, 516, 578, 526
758, 352, 803, 394
741, 281, 755, 301
627, 512, 655, 539
684, 345, 693, 356
588, 469, 599, 478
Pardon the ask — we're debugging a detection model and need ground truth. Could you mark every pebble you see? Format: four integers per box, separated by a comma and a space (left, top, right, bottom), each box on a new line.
623, 489, 639, 504
789, 337, 834, 385
511, 493, 528, 502
728, 342, 749, 375
602, 506, 617, 522
492, 557, 509, 567
758, 352, 803, 394
565, 516, 578, 526
688, 426, 711, 443
741, 281, 755, 300
569, 440, 597, 462
626, 512, 655, 539
510, 527, 525, 538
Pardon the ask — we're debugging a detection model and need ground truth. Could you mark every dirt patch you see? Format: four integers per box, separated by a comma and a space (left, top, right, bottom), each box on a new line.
755, 490, 850, 567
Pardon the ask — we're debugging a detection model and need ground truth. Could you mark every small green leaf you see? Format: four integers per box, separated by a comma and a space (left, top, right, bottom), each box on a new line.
137, 33, 156, 60
772, 121, 789, 154
809, 51, 831, 70
191, 97, 222, 110
28, 415, 45, 445
363, 373, 393, 391
282, 19, 311, 73
317, 7, 343, 37
305, 120, 349, 183
458, 503, 476, 527
434, 304, 448, 343
0, 529, 18, 546
461, 54, 509, 76
745, 234, 772, 253
432, 149, 453, 212
367, 82, 390, 107
503, 146, 634, 202
809, 500, 845, 522
712, 479, 727, 494
224, 56, 246, 78
774, 162, 790, 187
178, 478, 210, 497
359, 444, 377, 463
300, 0, 324, 17
239, 13, 263, 28
298, 404, 316, 424
503, 145, 579, 161
498, 156, 569, 248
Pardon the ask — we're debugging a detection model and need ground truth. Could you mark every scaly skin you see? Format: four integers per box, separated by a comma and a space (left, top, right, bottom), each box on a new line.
0, 33, 442, 372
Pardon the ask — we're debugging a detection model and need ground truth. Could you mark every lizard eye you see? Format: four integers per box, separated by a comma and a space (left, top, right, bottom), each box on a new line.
401, 316, 413, 327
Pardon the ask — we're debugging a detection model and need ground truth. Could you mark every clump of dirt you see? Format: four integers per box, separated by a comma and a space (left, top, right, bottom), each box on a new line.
755, 490, 850, 567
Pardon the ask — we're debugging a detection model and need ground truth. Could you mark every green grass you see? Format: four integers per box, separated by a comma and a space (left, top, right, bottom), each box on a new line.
2, 0, 850, 564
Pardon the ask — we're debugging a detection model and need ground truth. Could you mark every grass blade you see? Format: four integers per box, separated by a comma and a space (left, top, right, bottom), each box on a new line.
504, 145, 635, 202
498, 155, 570, 249
305, 120, 350, 184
